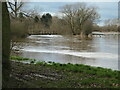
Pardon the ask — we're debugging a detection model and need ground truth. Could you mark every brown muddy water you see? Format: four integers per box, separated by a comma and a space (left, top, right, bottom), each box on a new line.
11, 33, 119, 70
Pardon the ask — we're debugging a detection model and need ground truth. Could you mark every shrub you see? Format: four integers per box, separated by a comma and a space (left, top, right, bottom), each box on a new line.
11, 19, 28, 39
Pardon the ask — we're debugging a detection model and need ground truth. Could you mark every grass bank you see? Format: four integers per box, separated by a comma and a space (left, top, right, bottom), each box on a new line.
10, 56, 35, 61
8, 56, 120, 88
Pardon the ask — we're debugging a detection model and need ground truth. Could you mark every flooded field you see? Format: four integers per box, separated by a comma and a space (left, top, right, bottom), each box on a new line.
12, 33, 119, 70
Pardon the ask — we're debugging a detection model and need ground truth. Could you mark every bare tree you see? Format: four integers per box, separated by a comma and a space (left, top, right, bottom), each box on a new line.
75, 3, 99, 34
60, 4, 77, 35
104, 19, 119, 26
50, 16, 70, 34
7, 0, 24, 18
60, 3, 99, 36
103, 19, 119, 32
21, 5, 43, 19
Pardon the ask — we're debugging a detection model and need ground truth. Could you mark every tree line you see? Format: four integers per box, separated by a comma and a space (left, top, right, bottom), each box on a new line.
7, 1, 100, 39
8, 1, 119, 40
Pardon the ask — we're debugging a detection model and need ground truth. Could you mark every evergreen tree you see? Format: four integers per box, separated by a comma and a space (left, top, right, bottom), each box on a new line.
19, 12, 24, 22
41, 13, 52, 28
34, 16, 39, 23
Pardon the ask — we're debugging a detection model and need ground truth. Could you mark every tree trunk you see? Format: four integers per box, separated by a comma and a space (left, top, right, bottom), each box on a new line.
71, 26, 76, 35
15, 2, 17, 18
2, 2, 11, 88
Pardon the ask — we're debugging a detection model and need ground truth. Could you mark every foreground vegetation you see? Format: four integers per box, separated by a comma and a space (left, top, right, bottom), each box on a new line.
8, 56, 120, 88
10, 56, 35, 61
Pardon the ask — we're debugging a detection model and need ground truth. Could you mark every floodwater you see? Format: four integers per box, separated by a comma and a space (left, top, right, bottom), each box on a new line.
12, 33, 119, 70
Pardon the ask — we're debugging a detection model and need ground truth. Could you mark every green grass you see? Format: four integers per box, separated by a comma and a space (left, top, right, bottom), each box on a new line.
10, 56, 36, 61
10, 56, 119, 78
35, 61, 119, 79
7, 57, 120, 88
9, 56, 120, 88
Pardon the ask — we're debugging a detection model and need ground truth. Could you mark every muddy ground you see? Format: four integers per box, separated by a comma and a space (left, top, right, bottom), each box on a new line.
6, 61, 119, 88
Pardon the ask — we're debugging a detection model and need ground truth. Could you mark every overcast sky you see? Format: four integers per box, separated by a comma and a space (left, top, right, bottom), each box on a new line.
21, 0, 119, 26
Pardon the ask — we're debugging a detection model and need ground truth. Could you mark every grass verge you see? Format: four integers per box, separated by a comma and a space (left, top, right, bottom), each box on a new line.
10, 56, 36, 62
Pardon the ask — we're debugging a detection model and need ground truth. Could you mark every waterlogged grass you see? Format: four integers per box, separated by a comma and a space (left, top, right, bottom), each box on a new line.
36, 61, 119, 79
9, 56, 120, 88
10, 56, 36, 62
35, 61, 119, 88
10, 56, 119, 78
